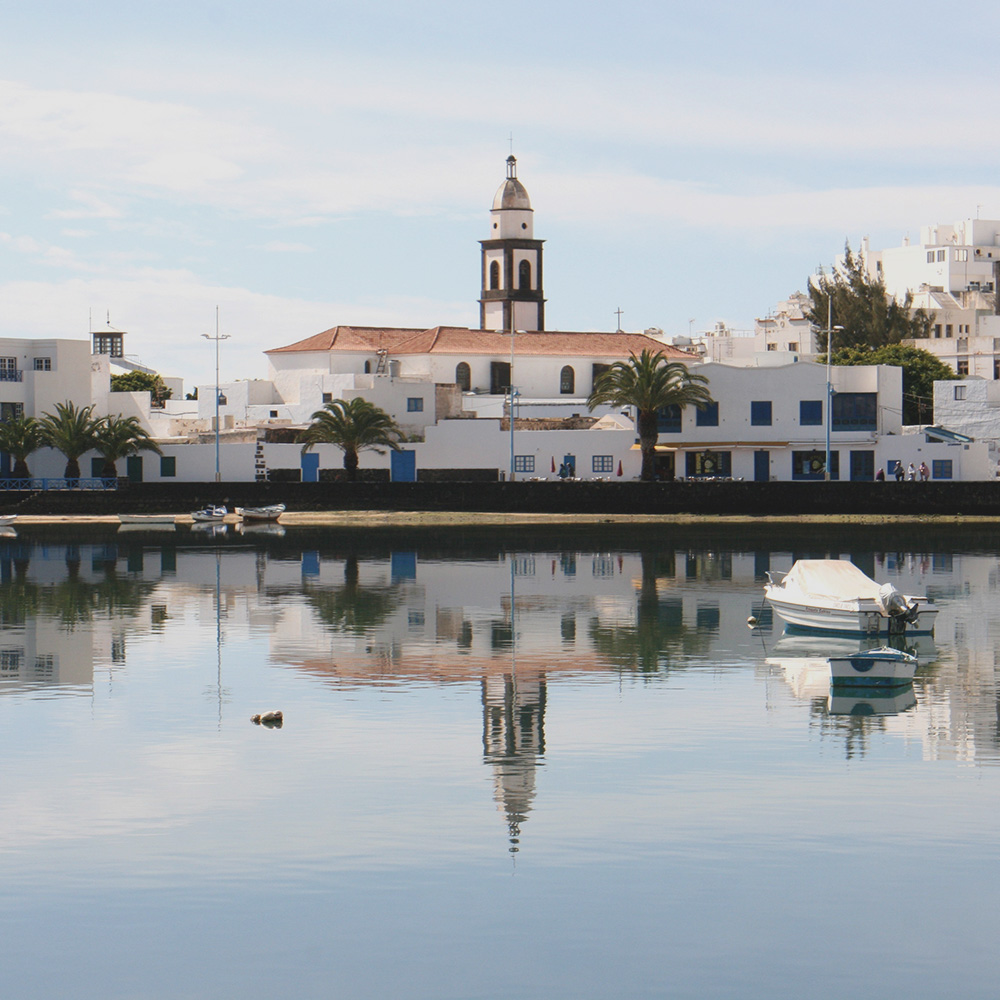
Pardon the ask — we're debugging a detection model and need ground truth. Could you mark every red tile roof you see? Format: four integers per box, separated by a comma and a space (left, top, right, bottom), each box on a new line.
267, 326, 697, 359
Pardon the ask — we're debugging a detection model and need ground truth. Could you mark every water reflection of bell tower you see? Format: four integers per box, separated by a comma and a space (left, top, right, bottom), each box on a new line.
482, 674, 546, 852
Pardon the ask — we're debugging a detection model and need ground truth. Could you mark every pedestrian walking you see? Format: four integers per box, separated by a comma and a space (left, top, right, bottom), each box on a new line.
907, 463, 917, 481
875, 467, 885, 481
893, 461, 905, 482
919, 461, 930, 482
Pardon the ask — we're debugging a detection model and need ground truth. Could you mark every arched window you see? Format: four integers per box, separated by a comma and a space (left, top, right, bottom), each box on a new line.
519, 259, 531, 289
455, 362, 471, 392
560, 365, 575, 395
364, 360, 371, 374
489, 260, 500, 290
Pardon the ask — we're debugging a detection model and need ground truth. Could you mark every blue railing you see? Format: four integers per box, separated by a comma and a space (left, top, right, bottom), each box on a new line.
0, 370, 23, 382
0, 477, 117, 491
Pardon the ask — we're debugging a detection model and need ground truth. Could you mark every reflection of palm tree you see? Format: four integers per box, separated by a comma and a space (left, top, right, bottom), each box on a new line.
303, 555, 398, 634
588, 550, 712, 673
22, 557, 158, 629
0, 575, 38, 627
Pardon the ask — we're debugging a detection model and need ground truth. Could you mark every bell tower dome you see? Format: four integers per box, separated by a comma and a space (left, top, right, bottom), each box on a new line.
479, 156, 545, 331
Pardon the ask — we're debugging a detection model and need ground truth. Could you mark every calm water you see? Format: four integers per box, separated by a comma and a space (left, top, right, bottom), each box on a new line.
1, 521, 999, 1000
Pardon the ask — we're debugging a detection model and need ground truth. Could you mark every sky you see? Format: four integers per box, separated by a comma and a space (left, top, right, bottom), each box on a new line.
2, 0, 999, 391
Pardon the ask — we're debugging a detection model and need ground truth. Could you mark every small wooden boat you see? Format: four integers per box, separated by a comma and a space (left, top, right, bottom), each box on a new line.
118, 514, 177, 526
828, 646, 918, 687
190, 505, 228, 523
235, 504, 285, 522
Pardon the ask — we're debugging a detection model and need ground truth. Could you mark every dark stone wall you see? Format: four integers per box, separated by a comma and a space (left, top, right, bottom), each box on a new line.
2, 480, 1000, 516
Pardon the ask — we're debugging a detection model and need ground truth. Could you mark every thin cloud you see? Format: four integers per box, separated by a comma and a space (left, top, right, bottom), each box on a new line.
253, 241, 315, 253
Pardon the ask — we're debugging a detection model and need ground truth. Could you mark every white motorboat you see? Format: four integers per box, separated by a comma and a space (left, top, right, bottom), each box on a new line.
234, 504, 285, 522
190, 505, 228, 523
828, 646, 918, 687
0, 514, 17, 526
764, 559, 937, 634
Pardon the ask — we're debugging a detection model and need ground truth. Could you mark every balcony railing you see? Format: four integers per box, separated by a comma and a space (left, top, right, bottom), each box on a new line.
0, 369, 23, 382
0, 477, 117, 491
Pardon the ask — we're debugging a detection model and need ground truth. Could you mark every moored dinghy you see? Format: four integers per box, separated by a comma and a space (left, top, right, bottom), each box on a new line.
234, 504, 285, 522
190, 505, 228, 523
118, 513, 177, 526
828, 646, 918, 687
764, 559, 937, 634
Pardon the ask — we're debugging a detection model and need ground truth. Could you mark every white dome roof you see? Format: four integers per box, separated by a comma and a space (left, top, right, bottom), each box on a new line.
492, 156, 532, 211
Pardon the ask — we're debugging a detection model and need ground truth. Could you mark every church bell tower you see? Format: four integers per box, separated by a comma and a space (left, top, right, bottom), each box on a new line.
479, 156, 545, 332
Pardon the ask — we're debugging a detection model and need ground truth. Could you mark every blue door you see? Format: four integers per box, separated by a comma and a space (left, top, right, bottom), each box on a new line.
301, 453, 319, 483
850, 450, 875, 481
126, 456, 143, 482
391, 450, 416, 482
753, 450, 769, 482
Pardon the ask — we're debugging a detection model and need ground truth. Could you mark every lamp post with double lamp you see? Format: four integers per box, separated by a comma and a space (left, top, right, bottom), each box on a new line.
202, 310, 231, 483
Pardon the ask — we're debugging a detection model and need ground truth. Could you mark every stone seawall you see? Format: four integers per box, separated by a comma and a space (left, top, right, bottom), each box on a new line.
2, 480, 1000, 517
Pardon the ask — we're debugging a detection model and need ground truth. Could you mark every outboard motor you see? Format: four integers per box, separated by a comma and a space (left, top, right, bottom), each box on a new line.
878, 583, 920, 631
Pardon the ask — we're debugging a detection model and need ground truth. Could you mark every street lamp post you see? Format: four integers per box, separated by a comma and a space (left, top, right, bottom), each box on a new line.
202, 308, 231, 483
508, 319, 519, 482
824, 294, 844, 481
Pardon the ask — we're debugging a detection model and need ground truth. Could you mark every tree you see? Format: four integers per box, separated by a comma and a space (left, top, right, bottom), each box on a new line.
93, 415, 163, 478
809, 242, 934, 351
587, 349, 713, 481
0, 415, 47, 478
298, 397, 403, 481
40, 402, 102, 481
110, 371, 172, 405
830, 344, 957, 425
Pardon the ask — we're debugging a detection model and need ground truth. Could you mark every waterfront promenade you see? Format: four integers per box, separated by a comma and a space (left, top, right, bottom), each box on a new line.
2, 479, 1000, 518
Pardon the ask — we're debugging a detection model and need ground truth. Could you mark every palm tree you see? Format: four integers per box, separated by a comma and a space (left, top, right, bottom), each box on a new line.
93, 415, 163, 478
588, 350, 713, 481
39, 401, 102, 481
299, 397, 402, 481
0, 415, 47, 479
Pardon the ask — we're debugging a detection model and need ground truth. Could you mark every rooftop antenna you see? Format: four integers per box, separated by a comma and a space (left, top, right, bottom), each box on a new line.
508, 132, 514, 156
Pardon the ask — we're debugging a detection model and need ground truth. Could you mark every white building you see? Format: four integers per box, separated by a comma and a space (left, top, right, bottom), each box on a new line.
862, 221, 1000, 378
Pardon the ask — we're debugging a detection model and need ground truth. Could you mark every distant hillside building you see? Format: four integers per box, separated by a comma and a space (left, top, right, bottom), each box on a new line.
864, 220, 1000, 378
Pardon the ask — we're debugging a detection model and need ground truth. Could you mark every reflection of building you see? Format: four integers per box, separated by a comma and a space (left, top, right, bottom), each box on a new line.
4, 534, 1000, 769
482, 673, 546, 852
